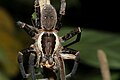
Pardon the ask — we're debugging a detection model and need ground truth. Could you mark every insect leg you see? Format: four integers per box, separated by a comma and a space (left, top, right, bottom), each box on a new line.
17, 21, 38, 37
61, 27, 81, 47
17, 47, 35, 78
61, 48, 80, 79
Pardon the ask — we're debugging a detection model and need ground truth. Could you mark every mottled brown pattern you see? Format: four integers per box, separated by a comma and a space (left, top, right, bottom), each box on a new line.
41, 4, 57, 30
17, 0, 81, 80
41, 32, 56, 57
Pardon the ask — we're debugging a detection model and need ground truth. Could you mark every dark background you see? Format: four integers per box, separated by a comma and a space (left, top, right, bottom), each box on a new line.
0, 0, 119, 33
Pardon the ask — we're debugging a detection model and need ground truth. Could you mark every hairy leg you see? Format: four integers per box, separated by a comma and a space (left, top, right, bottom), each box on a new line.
29, 53, 36, 80
60, 0, 66, 15
61, 48, 80, 79
17, 47, 36, 79
17, 21, 38, 37
60, 27, 81, 47
58, 55, 66, 80
33, 0, 41, 29
55, 0, 66, 31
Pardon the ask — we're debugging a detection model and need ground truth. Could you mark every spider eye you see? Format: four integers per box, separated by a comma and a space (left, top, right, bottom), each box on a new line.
50, 16, 54, 19
44, 16, 47, 19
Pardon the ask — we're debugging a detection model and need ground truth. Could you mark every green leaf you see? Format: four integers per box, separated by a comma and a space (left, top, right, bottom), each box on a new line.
59, 27, 120, 69
32, 12, 37, 20
74, 72, 120, 80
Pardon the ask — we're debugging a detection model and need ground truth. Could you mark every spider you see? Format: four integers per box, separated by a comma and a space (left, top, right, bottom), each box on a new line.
17, 0, 81, 80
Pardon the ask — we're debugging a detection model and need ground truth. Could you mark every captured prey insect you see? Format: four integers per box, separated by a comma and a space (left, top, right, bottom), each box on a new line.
17, 0, 81, 80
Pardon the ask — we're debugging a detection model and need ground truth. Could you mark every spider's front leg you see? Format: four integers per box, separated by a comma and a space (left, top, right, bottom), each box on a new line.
18, 47, 36, 79
60, 0, 66, 15
17, 21, 38, 37
33, 0, 41, 29
55, 0, 66, 31
61, 48, 80, 79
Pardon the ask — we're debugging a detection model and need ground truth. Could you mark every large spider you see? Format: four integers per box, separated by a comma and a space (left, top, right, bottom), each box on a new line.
17, 0, 81, 80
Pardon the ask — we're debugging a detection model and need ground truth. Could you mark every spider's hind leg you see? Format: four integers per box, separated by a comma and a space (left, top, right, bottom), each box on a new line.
18, 47, 36, 79
61, 48, 80, 79
29, 53, 36, 80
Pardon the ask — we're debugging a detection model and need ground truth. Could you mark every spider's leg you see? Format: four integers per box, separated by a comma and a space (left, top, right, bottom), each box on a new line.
61, 48, 80, 79
60, 27, 81, 47
17, 47, 35, 78
55, 14, 63, 31
60, 0, 66, 15
55, 0, 66, 31
29, 53, 36, 80
17, 21, 38, 37
33, 0, 41, 29
57, 55, 66, 80
64, 33, 81, 47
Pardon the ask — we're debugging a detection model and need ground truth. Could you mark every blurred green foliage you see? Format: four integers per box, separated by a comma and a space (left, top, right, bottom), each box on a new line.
0, 8, 22, 79
59, 27, 120, 80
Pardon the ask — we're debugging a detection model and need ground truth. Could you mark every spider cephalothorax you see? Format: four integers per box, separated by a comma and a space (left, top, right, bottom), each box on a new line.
17, 0, 81, 80
41, 4, 57, 30
36, 4, 60, 67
